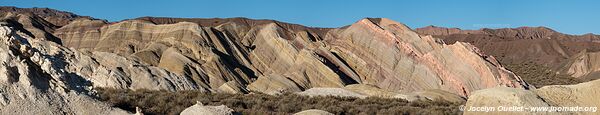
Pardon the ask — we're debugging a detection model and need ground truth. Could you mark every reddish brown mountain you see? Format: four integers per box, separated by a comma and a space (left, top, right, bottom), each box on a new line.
417, 26, 600, 85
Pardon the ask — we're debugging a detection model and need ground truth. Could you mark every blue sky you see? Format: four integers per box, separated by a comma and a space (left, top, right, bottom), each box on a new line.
2, 0, 599, 35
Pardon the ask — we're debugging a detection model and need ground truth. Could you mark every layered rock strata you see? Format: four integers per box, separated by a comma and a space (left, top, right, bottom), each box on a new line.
417, 26, 600, 81
1, 7, 531, 97
0, 26, 129, 114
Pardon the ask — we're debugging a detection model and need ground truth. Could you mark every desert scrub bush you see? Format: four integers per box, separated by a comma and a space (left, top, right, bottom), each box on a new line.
502, 61, 582, 87
95, 88, 464, 115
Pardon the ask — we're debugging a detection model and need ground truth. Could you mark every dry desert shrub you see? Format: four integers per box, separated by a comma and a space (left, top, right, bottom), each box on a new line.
95, 88, 463, 115
503, 61, 581, 87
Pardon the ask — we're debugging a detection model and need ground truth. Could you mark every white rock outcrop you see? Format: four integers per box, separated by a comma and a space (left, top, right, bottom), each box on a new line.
294, 109, 334, 115
0, 26, 131, 114
180, 102, 234, 115
465, 79, 600, 115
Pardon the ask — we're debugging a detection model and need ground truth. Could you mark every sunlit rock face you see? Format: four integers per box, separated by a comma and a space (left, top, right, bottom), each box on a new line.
2, 7, 530, 98
51, 17, 529, 96
0, 26, 130, 115
465, 79, 600, 115
417, 25, 600, 81
324, 18, 529, 96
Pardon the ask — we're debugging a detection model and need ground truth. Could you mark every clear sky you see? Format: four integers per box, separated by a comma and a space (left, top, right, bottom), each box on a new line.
2, 0, 599, 35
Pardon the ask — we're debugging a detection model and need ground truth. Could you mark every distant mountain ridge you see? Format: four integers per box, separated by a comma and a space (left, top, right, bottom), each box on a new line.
417, 25, 600, 83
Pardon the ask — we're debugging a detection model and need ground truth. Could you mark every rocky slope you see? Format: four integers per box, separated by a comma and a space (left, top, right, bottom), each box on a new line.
416, 26, 600, 67
51, 17, 531, 97
0, 7, 544, 114
417, 26, 600, 84
465, 78, 600, 115
0, 7, 531, 97
0, 6, 93, 26
0, 25, 129, 114
556, 50, 600, 80
0, 6, 95, 44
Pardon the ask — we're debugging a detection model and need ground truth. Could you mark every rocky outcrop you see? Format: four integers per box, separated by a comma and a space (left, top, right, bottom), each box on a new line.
465, 79, 600, 115
52, 19, 345, 94
0, 11, 63, 44
0, 7, 562, 114
48, 16, 531, 96
56, 20, 258, 93
325, 18, 529, 96
2, 7, 531, 98
557, 50, 600, 80
417, 26, 600, 83
0, 26, 130, 114
0, 6, 93, 26
0, 23, 202, 92
0, 6, 96, 44
294, 109, 334, 115
180, 102, 234, 115
535, 79, 600, 110
464, 87, 551, 115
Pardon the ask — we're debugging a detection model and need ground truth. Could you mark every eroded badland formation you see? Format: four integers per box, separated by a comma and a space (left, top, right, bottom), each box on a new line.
0, 6, 598, 115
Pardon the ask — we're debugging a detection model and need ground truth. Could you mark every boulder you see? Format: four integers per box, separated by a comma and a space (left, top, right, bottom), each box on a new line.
294, 109, 334, 115
180, 102, 234, 115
